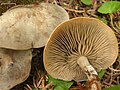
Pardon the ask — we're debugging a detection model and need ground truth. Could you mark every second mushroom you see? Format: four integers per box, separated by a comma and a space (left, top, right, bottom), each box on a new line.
44, 17, 118, 90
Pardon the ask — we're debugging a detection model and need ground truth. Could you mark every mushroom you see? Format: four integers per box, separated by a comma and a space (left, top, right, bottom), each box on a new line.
0, 2, 69, 50
44, 17, 118, 83
0, 3, 69, 90
0, 48, 32, 90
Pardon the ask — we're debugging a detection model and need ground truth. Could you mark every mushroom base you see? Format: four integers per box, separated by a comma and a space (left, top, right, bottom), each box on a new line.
77, 56, 101, 90
77, 56, 97, 76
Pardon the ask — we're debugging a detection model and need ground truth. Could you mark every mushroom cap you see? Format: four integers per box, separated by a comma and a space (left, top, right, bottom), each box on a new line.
44, 17, 118, 81
0, 48, 32, 90
0, 3, 69, 50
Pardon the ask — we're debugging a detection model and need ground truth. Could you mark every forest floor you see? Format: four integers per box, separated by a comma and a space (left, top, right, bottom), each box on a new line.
0, 0, 120, 90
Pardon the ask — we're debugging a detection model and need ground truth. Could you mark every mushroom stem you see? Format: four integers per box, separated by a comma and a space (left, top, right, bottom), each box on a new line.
77, 56, 98, 77
77, 56, 101, 90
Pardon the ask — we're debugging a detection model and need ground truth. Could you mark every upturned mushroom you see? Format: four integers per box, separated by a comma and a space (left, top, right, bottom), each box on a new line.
44, 17, 118, 89
0, 2, 69, 90
0, 3, 69, 50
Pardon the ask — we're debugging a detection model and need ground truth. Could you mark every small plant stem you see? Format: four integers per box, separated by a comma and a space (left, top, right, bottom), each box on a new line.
109, 14, 119, 33
26, 84, 33, 90
42, 82, 52, 90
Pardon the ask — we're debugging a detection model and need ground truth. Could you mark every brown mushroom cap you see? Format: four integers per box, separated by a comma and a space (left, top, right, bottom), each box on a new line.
44, 17, 118, 81
0, 48, 32, 90
0, 3, 69, 50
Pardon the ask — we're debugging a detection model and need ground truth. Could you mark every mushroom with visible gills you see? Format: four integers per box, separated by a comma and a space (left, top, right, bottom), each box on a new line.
44, 17, 118, 89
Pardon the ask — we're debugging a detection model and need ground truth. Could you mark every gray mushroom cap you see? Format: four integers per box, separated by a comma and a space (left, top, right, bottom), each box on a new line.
0, 3, 69, 50
44, 17, 118, 81
0, 48, 32, 90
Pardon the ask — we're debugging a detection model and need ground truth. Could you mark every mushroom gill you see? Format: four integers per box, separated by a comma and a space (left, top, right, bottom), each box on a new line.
44, 17, 118, 81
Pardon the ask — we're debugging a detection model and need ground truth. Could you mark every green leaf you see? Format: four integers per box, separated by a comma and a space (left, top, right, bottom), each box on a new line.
98, 1, 120, 14
118, 55, 120, 61
48, 74, 74, 90
98, 69, 106, 80
118, 21, 120, 28
103, 85, 120, 90
81, 0, 92, 5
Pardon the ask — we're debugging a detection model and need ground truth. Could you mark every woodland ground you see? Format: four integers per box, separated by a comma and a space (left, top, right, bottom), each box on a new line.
0, 0, 120, 90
